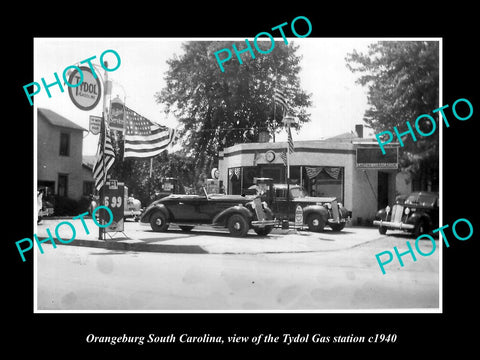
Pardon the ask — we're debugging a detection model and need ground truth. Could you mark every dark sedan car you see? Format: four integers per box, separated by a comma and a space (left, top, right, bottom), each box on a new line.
140, 190, 276, 237
267, 184, 351, 232
373, 191, 439, 237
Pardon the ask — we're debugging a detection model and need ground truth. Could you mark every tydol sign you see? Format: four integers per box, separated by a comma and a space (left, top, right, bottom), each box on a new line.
67, 66, 102, 111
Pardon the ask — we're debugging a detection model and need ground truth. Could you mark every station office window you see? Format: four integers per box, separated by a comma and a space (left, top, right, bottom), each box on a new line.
306, 166, 344, 202
59, 132, 70, 156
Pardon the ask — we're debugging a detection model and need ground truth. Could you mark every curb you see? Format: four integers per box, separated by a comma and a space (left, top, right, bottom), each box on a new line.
40, 237, 209, 254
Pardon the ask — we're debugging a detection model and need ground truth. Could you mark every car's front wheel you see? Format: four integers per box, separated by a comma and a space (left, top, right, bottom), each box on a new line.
378, 226, 388, 235
179, 225, 194, 232
150, 212, 169, 232
227, 214, 249, 237
330, 222, 345, 232
254, 226, 273, 236
307, 213, 325, 232
413, 218, 428, 238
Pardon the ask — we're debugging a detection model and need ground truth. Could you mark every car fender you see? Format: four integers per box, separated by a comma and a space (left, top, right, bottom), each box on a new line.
340, 206, 352, 219
212, 205, 253, 227
407, 211, 432, 227
141, 203, 170, 223
375, 208, 388, 221
302, 205, 329, 223
263, 207, 274, 220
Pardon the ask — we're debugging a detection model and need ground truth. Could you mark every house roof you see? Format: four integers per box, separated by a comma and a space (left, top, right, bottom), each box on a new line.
82, 155, 97, 170
324, 131, 358, 141
38, 108, 87, 131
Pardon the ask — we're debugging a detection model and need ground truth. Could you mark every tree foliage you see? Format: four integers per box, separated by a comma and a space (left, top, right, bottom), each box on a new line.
109, 137, 196, 206
156, 41, 312, 173
346, 41, 439, 189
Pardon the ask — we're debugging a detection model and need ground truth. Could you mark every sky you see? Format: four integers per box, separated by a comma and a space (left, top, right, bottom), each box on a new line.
34, 37, 375, 155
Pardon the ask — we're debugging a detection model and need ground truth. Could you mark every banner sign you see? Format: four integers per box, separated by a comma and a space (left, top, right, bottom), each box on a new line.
100, 180, 124, 232
356, 147, 398, 169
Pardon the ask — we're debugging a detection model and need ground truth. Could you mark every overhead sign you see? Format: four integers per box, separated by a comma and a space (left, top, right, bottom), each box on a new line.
109, 97, 125, 132
67, 66, 102, 111
89, 115, 102, 135
356, 147, 398, 169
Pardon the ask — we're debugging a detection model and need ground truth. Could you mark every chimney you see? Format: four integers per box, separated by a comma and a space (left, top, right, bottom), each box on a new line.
258, 130, 270, 143
355, 124, 363, 138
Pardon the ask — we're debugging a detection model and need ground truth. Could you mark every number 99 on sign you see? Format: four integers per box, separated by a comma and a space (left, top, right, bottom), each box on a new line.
104, 196, 122, 208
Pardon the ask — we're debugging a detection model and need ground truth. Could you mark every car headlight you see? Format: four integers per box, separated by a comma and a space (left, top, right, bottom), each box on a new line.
326, 203, 332, 209
405, 207, 410, 215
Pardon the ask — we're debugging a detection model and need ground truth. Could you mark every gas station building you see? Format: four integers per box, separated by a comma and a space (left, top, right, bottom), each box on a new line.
218, 126, 408, 225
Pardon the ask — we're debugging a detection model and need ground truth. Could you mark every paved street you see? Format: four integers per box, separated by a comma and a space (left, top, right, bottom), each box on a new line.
35, 219, 439, 311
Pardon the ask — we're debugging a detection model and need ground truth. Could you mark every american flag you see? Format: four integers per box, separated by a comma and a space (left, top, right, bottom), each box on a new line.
124, 106, 175, 158
273, 88, 289, 117
93, 118, 115, 191
287, 125, 295, 154
280, 151, 288, 167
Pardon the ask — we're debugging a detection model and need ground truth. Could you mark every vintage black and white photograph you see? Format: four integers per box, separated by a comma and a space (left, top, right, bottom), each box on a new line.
33, 37, 441, 312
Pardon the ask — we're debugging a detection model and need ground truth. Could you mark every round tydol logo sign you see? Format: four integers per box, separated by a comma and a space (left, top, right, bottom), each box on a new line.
67, 66, 102, 111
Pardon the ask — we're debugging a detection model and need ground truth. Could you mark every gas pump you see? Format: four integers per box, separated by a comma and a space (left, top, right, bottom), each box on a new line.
253, 177, 274, 202
253, 177, 292, 229
156, 177, 179, 199
205, 179, 220, 194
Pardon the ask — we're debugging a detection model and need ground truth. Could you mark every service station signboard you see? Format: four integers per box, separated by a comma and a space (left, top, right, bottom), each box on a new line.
67, 66, 102, 111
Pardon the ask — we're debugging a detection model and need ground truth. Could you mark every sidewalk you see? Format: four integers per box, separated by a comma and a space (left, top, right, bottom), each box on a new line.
35, 218, 379, 255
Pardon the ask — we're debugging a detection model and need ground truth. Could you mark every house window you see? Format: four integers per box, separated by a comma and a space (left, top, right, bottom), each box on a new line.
59, 132, 70, 156
83, 181, 95, 197
58, 174, 68, 197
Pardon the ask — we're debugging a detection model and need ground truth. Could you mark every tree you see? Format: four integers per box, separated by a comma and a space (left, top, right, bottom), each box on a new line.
155, 41, 312, 175
108, 135, 196, 205
346, 41, 439, 190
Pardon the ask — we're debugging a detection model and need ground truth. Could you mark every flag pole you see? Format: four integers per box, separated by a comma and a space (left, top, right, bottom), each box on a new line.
287, 122, 290, 180
273, 67, 279, 143
122, 95, 127, 161
272, 89, 276, 143
284, 115, 294, 181
98, 61, 109, 240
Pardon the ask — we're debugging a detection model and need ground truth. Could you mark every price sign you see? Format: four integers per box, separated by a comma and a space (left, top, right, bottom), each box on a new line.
295, 205, 304, 228
100, 181, 124, 232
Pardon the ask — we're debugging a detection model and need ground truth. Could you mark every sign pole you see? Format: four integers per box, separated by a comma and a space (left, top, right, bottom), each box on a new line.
99, 62, 109, 240
283, 116, 295, 180
287, 122, 291, 180
283, 116, 295, 225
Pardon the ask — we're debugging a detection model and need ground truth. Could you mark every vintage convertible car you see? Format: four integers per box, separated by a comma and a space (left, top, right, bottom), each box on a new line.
373, 191, 439, 237
140, 189, 276, 237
